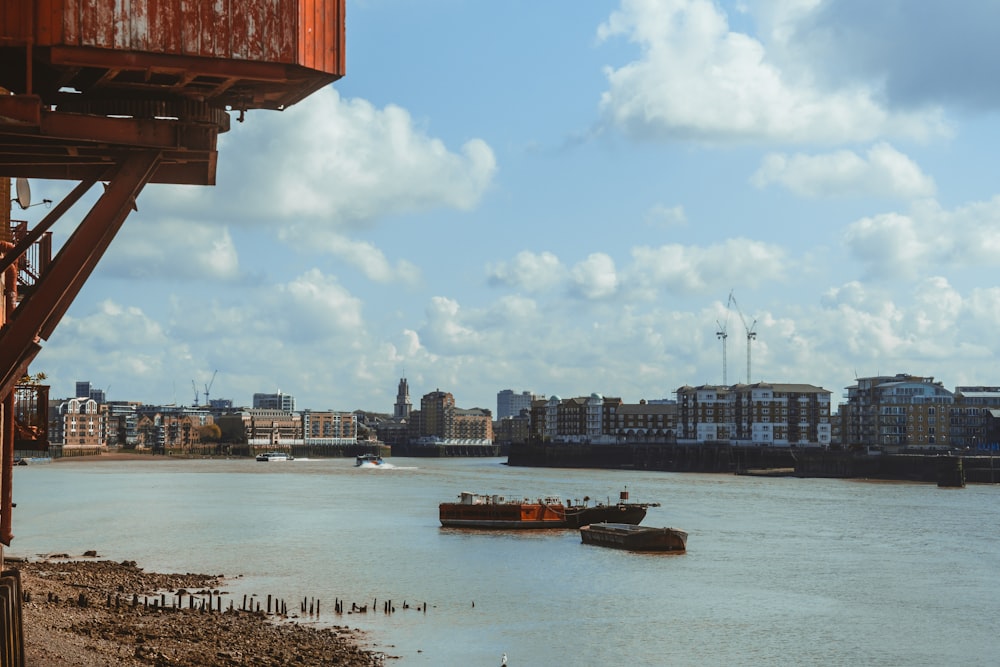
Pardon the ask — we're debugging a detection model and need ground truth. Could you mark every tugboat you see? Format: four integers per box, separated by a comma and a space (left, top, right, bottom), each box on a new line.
439, 488, 657, 529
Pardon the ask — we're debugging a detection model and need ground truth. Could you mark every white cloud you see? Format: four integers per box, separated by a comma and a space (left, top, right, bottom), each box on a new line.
65, 300, 170, 351
628, 238, 787, 295
273, 269, 365, 339
752, 142, 936, 198
645, 203, 688, 228
490, 240, 788, 303
102, 218, 240, 281
845, 196, 1000, 279
145, 87, 497, 228
597, 0, 945, 143
279, 229, 421, 285
571, 253, 619, 299
487, 251, 566, 292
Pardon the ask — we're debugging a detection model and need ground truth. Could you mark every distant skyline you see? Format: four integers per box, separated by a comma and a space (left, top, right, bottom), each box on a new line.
21, 1, 1000, 413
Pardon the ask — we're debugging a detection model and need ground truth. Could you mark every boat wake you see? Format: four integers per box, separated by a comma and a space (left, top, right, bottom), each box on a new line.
356, 463, 419, 470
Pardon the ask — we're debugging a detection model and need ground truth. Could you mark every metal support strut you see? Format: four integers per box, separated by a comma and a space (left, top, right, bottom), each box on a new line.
0, 151, 161, 401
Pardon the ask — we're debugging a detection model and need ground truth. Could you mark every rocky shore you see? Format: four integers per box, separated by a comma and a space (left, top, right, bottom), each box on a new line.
10, 557, 384, 666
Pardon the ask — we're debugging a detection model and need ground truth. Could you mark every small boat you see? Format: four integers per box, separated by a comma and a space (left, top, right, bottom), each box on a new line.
16, 456, 51, 465
579, 522, 687, 552
355, 453, 385, 467
439, 488, 658, 529
255, 452, 292, 462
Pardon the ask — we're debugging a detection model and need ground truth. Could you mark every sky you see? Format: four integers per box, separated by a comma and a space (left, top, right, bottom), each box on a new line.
20, 0, 1000, 414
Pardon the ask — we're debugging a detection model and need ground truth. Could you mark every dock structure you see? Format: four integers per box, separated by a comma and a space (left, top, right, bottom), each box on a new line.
0, 1, 346, 659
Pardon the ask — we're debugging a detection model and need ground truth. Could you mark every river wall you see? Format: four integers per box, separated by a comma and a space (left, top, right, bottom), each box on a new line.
508, 442, 1000, 485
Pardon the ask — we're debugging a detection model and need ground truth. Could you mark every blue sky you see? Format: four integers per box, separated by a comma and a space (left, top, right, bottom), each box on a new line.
24, 0, 1000, 413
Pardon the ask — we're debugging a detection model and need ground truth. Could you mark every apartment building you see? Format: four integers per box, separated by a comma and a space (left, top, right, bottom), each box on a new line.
301, 409, 358, 445
50, 396, 104, 449
615, 401, 677, 442
217, 408, 301, 446
676, 385, 731, 443
841, 374, 953, 450
731, 383, 831, 447
405, 390, 493, 444
496, 389, 535, 419
676, 383, 831, 447
135, 405, 214, 450
494, 411, 531, 447
252, 391, 295, 412
949, 386, 1000, 449
102, 401, 140, 448
454, 407, 493, 441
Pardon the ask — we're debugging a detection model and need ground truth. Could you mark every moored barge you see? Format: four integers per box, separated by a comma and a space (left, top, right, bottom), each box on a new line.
579, 522, 687, 552
439, 489, 657, 529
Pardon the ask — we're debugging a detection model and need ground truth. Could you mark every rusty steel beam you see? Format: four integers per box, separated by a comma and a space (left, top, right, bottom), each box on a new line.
0, 178, 96, 276
0, 95, 219, 184
0, 150, 161, 400
2, 391, 13, 545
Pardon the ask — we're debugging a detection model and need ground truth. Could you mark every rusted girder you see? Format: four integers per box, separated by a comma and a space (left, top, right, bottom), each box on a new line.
0, 150, 161, 400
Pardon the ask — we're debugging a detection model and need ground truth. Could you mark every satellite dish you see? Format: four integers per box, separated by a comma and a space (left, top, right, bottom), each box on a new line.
14, 178, 30, 210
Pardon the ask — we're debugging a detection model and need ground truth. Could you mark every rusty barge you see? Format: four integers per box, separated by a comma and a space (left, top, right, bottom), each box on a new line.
439, 488, 658, 529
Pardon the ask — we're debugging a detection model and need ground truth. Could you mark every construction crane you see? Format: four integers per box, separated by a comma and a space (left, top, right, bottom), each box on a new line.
729, 292, 757, 384
203, 370, 218, 406
716, 292, 731, 385
191, 380, 200, 406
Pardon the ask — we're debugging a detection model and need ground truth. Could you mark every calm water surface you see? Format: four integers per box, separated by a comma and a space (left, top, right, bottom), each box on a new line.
7, 457, 999, 666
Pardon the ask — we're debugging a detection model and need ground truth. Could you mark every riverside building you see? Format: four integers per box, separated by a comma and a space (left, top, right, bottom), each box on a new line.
676, 382, 832, 447
841, 374, 953, 451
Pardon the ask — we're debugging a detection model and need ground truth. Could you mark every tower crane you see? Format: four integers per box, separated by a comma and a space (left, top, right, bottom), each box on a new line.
729, 292, 758, 384
716, 292, 731, 385
191, 380, 199, 406
203, 370, 218, 406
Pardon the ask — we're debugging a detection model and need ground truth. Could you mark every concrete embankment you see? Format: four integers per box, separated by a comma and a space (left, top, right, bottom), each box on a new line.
508, 442, 1000, 485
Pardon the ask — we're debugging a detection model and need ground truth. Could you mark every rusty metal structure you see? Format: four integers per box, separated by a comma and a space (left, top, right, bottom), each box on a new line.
0, 2, 343, 658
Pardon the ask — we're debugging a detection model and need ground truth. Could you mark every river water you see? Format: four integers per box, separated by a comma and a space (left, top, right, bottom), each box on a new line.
7, 456, 999, 666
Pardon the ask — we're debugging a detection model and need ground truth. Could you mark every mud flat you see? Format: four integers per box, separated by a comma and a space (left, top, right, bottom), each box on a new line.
10, 557, 384, 666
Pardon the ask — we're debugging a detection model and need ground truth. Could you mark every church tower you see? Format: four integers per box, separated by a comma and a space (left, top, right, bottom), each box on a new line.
394, 378, 412, 420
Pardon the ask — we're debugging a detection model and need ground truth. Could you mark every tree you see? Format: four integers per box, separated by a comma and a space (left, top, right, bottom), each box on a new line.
197, 423, 222, 442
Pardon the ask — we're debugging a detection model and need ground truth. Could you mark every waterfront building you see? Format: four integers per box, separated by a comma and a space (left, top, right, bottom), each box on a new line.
494, 412, 531, 447
455, 407, 493, 442
615, 401, 677, 442
102, 401, 140, 448
418, 390, 455, 441
217, 408, 301, 446
730, 383, 831, 447
950, 387, 1000, 450
301, 409, 358, 445
376, 418, 409, 448
135, 405, 215, 451
676, 383, 831, 447
676, 385, 732, 443
496, 389, 535, 420
252, 391, 295, 412
404, 390, 493, 446
841, 374, 953, 451
530, 394, 682, 445
49, 396, 105, 451
535, 394, 624, 445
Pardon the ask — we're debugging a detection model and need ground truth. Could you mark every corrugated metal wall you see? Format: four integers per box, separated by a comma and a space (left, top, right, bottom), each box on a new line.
4, 0, 342, 74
